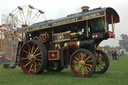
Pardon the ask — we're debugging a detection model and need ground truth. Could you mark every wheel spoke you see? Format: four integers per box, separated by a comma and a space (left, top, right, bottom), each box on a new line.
99, 63, 105, 68
80, 52, 84, 60
98, 56, 102, 62
33, 47, 39, 54
74, 56, 80, 61
20, 11, 26, 24
36, 58, 42, 61
96, 66, 99, 72
98, 64, 103, 70
84, 56, 90, 62
26, 7, 31, 25
73, 60, 79, 65
35, 62, 40, 67
86, 66, 92, 72
15, 19, 21, 27
73, 62, 79, 68
19, 11, 24, 24
28, 8, 33, 24
35, 53, 41, 57
23, 49, 30, 55
86, 59, 92, 63
82, 67, 85, 74
31, 43, 35, 53
77, 53, 82, 60
31, 12, 39, 22
32, 14, 40, 23
84, 67, 89, 73
24, 61, 31, 67
78, 66, 82, 73
15, 16, 24, 23
97, 65, 103, 70
37, 62, 41, 66
29, 64, 33, 72
85, 64, 92, 67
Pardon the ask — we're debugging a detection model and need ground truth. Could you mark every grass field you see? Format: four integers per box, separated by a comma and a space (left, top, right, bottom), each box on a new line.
0, 56, 128, 85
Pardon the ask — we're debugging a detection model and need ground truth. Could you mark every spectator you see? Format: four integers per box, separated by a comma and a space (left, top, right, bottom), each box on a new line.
112, 51, 118, 60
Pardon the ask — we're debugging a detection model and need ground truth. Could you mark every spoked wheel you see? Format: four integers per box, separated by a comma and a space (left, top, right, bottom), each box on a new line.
20, 40, 47, 74
95, 50, 109, 74
70, 49, 96, 77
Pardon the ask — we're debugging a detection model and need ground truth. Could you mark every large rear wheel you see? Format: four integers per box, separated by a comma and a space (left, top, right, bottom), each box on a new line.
70, 49, 96, 77
20, 40, 47, 74
95, 50, 109, 74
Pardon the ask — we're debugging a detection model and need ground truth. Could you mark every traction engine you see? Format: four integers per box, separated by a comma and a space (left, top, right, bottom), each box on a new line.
14, 6, 120, 77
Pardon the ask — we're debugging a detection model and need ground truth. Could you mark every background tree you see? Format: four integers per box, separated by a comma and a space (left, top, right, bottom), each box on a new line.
119, 34, 128, 51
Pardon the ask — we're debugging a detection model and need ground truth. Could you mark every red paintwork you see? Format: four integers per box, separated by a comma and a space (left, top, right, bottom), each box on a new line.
48, 50, 59, 60
22, 24, 28, 27
68, 42, 78, 53
33, 37, 40, 41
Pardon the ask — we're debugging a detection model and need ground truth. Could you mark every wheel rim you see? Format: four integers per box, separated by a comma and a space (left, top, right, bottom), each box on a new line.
95, 50, 109, 73
95, 54, 105, 72
20, 41, 43, 74
70, 49, 96, 77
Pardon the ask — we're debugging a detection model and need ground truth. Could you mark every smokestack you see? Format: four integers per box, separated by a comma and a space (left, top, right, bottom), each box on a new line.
81, 6, 89, 12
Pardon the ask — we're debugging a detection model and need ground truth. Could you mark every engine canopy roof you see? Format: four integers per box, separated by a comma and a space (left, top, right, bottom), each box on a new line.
14, 7, 120, 34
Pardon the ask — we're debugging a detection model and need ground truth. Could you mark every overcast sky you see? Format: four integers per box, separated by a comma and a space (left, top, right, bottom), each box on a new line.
0, 0, 128, 47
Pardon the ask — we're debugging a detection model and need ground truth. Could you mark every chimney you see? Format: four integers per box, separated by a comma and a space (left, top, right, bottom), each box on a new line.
81, 6, 89, 12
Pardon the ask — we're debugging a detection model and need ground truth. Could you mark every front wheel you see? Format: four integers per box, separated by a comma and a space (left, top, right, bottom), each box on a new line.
95, 50, 109, 74
70, 49, 96, 77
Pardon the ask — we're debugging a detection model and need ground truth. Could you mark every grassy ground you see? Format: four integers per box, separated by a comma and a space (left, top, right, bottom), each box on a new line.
0, 56, 128, 85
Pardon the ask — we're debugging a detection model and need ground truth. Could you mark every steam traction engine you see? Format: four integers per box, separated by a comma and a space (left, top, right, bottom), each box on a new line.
14, 6, 120, 77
